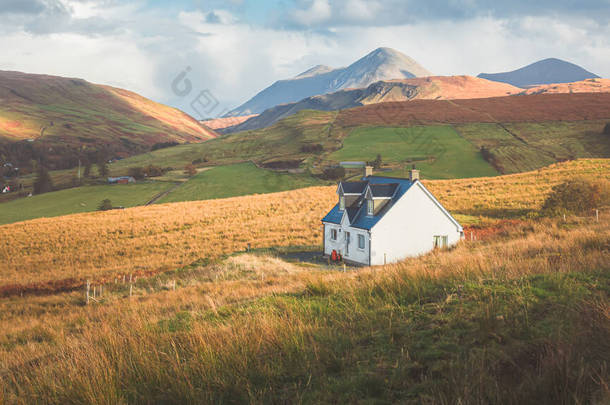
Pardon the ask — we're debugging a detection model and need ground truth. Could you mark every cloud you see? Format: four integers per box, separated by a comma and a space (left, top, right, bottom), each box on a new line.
291, 0, 332, 26
0, 0, 609, 119
281, 0, 610, 28
0, 0, 47, 15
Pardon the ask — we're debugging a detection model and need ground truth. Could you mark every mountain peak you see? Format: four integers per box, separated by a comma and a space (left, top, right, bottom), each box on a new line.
294, 65, 335, 79
478, 58, 599, 88
226, 48, 431, 116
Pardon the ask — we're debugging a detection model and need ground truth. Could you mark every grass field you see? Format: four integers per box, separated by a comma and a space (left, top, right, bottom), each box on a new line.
1, 159, 607, 289
109, 110, 338, 173
156, 162, 324, 203
330, 125, 499, 179
1, 201, 608, 403
455, 120, 610, 173
0, 182, 173, 225
106, 109, 608, 182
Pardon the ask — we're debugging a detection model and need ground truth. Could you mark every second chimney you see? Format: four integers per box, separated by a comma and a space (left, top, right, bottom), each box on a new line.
409, 167, 420, 182
364, 165, 373, 177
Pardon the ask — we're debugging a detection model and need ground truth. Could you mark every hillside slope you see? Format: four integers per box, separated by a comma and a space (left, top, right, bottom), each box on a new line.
1, 158, 608, 404
478, 58, 600, 88
0, 71, 216, 169
226, 76, 520, 132
226, 47, 431, 117
522, 78, 610, 95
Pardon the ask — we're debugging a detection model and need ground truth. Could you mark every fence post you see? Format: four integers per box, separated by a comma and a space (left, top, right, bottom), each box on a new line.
86, 280, 90, 305
129, 283, 133, 298
596, 209, 599, 222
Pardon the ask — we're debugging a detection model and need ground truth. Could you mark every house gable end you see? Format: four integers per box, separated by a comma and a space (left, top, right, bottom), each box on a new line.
413, 181, 463, 231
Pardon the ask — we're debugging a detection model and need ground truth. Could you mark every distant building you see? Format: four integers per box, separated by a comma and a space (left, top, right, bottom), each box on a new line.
339, 161, 366, 168
107, 176, 136, 184
322, 166, 463, 266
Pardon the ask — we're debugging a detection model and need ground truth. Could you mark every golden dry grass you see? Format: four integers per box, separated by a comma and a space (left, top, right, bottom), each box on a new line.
0, 215, 607, 403
0, 159, 608, 288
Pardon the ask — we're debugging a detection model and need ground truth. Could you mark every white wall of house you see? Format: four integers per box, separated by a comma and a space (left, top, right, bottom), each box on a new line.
323, 221, 370, 265
369, 182, 462, 265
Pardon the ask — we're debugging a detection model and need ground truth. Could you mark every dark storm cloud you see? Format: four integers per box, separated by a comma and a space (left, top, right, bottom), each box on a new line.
0, 0, 124, 36
0, 0, 46, 15
280, 0, 610, 29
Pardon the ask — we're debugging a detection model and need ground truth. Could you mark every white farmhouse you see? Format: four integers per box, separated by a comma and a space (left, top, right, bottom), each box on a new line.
322, 167, 463, 266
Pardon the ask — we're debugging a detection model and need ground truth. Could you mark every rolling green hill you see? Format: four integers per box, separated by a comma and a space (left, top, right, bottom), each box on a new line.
0, 182, 173, 225
156, 162, 324, 204
329, 126, 498, 179
0, 163, 327, 225
0, 70, 216, 171
2, 93, 609, 224
108, 106, 609, 181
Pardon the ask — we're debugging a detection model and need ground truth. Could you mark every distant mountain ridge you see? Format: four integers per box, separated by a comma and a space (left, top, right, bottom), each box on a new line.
225, 47, 431, 117
478, 58, 600, 88
223, 76, 520, 133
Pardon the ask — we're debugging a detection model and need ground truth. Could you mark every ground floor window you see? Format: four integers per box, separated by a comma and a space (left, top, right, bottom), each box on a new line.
331, 228, 337, 241
358, 234, 365, 249
433, 235, 448, 248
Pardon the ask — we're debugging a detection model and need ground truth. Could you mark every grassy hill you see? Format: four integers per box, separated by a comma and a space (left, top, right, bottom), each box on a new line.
329, 125, 498, 179
0, 162, 327, 225
105, 95, 609, 180
156, 162, 324, 204
0, 70, 216, 170
1, 159, 608, 403
1, 92, 608, 220
1, 159, 606, 286
0, 182, 174, 225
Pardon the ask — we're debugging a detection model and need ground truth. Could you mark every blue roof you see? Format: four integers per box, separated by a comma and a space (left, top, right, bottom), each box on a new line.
321, 175, 414, 230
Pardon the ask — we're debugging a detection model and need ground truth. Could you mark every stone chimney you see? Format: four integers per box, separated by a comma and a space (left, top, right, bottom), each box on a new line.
364, 165, 373, 177
409, 165, 420, 182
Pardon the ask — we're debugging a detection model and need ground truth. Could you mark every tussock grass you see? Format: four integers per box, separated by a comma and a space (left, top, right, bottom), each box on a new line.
1, 217, 608, 403
1, 160, 608, 290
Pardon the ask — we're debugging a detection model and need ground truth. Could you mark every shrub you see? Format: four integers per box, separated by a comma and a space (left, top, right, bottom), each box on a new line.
366, 154, 383, 169
321, 166, 345, 180
144, 165, 164, 177
603, 123, 610, 135
151, 141, 179, 151
128, 167, 146, 180
542, 178, 609, 216
192, 157, 207, 165
98, 199, 113, 211
184, 164, 197, 176
33, 165, 54, 194
128, 165, 165, 180
300, 143, 324, 153
97, 161, 109, 177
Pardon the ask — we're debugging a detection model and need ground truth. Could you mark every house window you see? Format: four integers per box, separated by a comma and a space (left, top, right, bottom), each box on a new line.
331, 229, 337, 241
339, 196, 345, 210
433, 235, 449, 248
358, 234, 365, 250
367, 199, 374, 215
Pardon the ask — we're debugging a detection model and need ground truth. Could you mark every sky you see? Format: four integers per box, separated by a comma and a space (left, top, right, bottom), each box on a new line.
1, 0, 609, 119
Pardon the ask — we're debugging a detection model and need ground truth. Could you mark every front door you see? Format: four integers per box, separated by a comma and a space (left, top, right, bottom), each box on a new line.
345, 232, 350, 256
